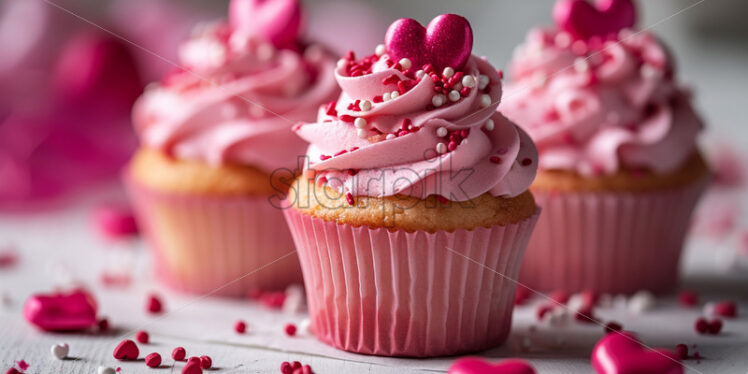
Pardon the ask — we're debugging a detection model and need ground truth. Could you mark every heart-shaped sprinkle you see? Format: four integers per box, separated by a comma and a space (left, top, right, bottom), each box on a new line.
50, 343, 69, 360
23, 290, 98, 331
385, 14, 473, 73
145, 353, 161, 368
553, 0, 637, 41
591, 332, 683, 374
181, 361, 203, 374
229, 0, 301, 49
112, 339, 139, 361
448, 358, 536, 374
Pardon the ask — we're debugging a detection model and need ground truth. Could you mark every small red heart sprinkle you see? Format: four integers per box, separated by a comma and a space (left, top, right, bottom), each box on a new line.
98, 318, 109, 332
172, 347, 186, 361
146, 294, 163, 314
145, 353, 161, 368
187, 357, 201, 366
6, 368, 21, 374
181, 361, 202, 374
713, 301, 737, 318
113, 339, 139, 361
234, 320, 247, 334
284, 323, 297, 336
199, 356, 212, 370
536, 304, 554, 321
591, 332, 683, 374
447, 358, 537, 374
675, 344, 688, 359
677, 291, 699, 307
550, 289, 570, 304
708, 319, 723, 335
694, 317, 709, 334
514, 286, 531, 305
135, 330, 149, 344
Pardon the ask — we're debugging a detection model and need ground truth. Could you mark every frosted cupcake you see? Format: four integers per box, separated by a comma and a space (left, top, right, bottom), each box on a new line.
284, 14, 539, 357
125, 0, 339, 296
501, 0, 710, 294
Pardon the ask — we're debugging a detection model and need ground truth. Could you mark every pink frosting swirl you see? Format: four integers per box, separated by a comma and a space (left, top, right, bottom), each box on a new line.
133, 22, 339, 172
500, 28, 704, 176
295, 54, 538, 201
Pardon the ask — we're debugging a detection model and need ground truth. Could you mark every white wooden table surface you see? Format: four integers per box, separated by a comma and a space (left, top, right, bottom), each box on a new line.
1, 184, 748, 374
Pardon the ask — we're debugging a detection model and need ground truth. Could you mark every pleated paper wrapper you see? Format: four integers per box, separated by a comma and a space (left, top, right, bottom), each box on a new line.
520, 176, 710, 295
284, 207, 539, 357
125, 174, 302, 297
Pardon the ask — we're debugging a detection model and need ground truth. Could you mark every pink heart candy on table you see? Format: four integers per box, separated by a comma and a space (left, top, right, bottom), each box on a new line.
23, 289, 98, 331
553, 0, 636, 41
448, 358, 537, 374
229, 0, 302, 49
113, 339, 140, 361
385, 14, 473, 73
591, 332, 683, 374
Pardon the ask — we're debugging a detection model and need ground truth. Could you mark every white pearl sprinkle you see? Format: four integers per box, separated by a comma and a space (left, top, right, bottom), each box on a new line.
436, 142, 447, 154
390, 90, 400, 99
386, 134, 396, 140
337, 58, 347, 69
574, 58, 589, 73
442, 67, 455, 78
354, 117, 367, 129
448, 90, 461, 102
432, 94, 446, 108
51, 343, 69, 360
398, 58, 412, 70
98, 367, 116, 374
479, 94, 492, 108
415, 70, 425, 79
436, 127, 448, 137
484, 119, 495, 131
375, 44, 386, 56
478, 75, 490, 90
628, 290, 656, 314
383, 92, 391, 102
298, 318, 312, 334
359, 100, 372, 111
462, 75, 476, 88
356, 128, 368, 138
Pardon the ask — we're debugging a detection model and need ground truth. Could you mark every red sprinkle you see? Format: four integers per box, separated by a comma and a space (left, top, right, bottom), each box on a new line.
333, 150, 348, 157
694, 317, 709, 334
172, 347, 186, 361
146, 294, 163, 314
285, 323, 297, 336
113, 339, 139, 361
325, 101, 337, 117
145, 353, 161, 368
536, 304, 554, 321
345, 193, 355, 206
675, 344, 689, 359
514, 286, 531, 305
490, 156, 502, 164
98, 318, 110, 332
15, 362, 28, 372
6, 369, 21, 374
339, 114, 355, 123
604, 321, 623, 333
550, 289, 570, 304
344, 51, 355, 61
234, 320, 247, 334
135, 330, 149, 344
575, 306, 597, 324
713, 301, 737, 318
708, 319, 723, 334
199, 356, 212, 369
281, 362, 293, 374
435, 195, 449, 204
497, 69, 504, 79
319, 155, 331, 161
382, 74, 401, 85
260, 291, 287, 309
187, 357, 201, 365
521, 158, 533, 166
182, 361, 202, 374
372, 95, 383, 103
678, 290, 699, 307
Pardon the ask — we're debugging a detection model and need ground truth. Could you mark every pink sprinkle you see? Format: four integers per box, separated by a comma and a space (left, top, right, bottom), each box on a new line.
345, 193, 355, 206
677, 290, 699, 307
135, 330, 149, 344
675, 344, 688, 359
146, 294, 163, 314
199, 356, 212, 369
285, 323, 297, 336
172, 347, 186, 361
234, 320, 247, 334
260, 291, 286, 309
99, 273, 132, 288
92, 203, 139, 239
713, 301, 737, 318
145, 352, 161, 368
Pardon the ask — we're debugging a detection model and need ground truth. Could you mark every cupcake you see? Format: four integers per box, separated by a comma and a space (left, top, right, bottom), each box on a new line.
500, 0, 710, 294
125, 0, 339, 296
283, 14, 539, 357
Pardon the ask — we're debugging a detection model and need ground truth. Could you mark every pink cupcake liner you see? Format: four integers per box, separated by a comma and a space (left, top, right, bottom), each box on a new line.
125, 174, 302, 297
283, 207, 540, 357
520, 176, 710, 295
